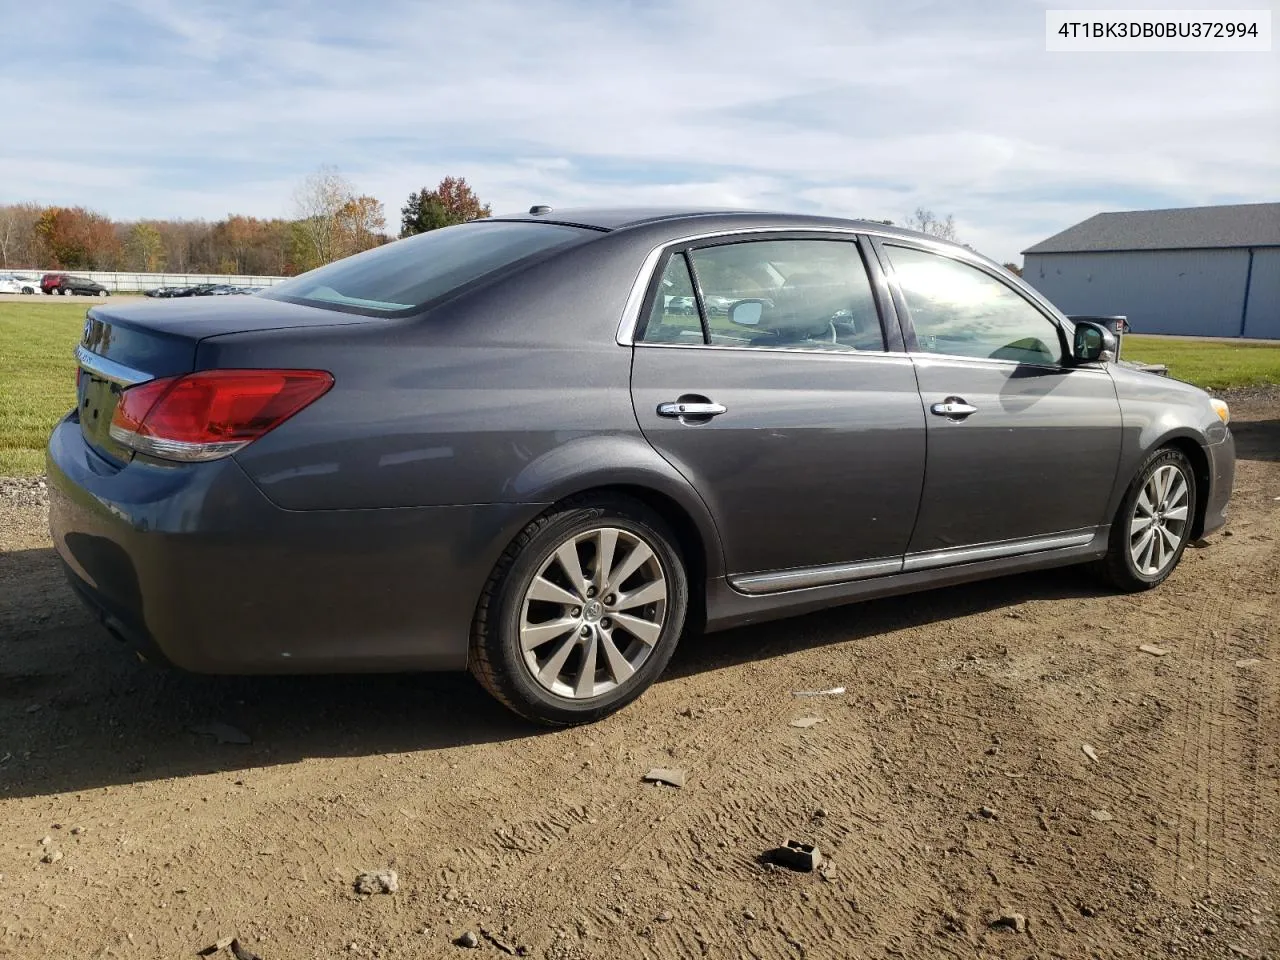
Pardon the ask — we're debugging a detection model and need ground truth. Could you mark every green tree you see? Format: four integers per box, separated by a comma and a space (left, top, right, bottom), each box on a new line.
126, 222, 165, 271
401, 176, 491, 237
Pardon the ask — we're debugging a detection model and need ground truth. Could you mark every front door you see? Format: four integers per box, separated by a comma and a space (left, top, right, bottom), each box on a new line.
630, 236, 926, 589
876, 241, 1123, 558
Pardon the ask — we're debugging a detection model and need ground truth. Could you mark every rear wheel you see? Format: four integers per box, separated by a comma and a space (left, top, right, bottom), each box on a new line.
97, 289, 108, 297
470, 495, 689, 725
1096, 447, 1196, 591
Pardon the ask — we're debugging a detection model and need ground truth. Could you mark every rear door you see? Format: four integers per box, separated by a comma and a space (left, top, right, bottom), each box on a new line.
629, 234, 926, 590
873, 239, 1123, 560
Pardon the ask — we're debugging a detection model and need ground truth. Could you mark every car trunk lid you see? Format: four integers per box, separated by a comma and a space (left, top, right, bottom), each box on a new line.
74, 297, 373, 463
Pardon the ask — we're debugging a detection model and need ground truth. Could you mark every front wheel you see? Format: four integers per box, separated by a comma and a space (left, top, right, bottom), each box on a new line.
1096, 447, 1196, 591
470, 495, 689, 725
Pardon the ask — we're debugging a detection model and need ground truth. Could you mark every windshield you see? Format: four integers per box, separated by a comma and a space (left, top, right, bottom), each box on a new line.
263, 220, 596, 315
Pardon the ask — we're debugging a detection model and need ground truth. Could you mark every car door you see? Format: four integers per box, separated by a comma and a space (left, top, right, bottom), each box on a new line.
872, 239, 1123, 562
629, 235, 927, 590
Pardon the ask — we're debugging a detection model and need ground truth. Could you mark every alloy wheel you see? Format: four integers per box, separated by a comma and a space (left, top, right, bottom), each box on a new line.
1129, 463, 1190, 576
519, 526, 668, 699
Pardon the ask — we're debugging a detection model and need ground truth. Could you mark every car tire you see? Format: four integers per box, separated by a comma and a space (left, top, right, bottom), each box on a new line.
98, 289, 108, 297
1095, 446, 1197, 592
470, 493, 689, 726
21, 286, 33, 295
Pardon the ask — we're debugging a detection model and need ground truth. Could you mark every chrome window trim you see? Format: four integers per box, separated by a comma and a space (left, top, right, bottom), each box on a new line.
615, 225, 1070, 348
727, 529, 1098, 595
905, 351, 1111, 374
633, 341, 910, 362
74, 345, 153, 387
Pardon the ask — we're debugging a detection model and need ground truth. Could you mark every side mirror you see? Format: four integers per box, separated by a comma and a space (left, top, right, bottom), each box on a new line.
728, 299, 765, 327
1072, 320, 1116, 363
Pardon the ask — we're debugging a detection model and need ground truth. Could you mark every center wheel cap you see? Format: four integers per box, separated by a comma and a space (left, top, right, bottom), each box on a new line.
583, 600, 604, 622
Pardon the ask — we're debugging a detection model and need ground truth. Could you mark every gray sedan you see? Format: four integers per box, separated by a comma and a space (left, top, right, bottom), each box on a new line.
47, 208, 1234, 724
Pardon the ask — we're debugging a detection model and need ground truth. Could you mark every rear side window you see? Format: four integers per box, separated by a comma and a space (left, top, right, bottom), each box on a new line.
264, 221, 595, 315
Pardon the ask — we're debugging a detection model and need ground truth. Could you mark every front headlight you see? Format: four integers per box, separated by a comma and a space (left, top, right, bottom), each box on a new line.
1210, 398, 1230, 425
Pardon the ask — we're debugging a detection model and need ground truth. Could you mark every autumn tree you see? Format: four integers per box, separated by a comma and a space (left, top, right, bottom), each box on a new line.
125, 222, 165, 271
34, 207, 121, 269
291, 165, 360, 270
1002, 262, 1023, 277
337, 196, 387, 256
401, 177, 491, 236
0, 203, 41, 268
903, 208, 958, 242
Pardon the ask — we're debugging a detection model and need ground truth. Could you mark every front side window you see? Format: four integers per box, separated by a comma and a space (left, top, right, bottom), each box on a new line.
264, 220, 595, 315
690, 239, 885, 351
884, 245, 1064, 365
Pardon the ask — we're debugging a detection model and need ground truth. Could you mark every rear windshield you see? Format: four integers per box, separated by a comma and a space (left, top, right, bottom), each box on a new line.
263, 220, 595, 315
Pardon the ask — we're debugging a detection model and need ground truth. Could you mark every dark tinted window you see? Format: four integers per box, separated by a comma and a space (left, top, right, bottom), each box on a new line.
639, 253, 704, 344
264, 221, 594, 315
885, 245, 1063, 365
690, 239, 885, 351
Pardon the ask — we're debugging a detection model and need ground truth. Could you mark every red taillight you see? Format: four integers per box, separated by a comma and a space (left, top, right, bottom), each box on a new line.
109, 369, 333, 462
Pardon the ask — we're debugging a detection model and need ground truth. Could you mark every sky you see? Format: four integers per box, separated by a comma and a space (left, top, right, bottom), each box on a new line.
2, 0, 1276, 263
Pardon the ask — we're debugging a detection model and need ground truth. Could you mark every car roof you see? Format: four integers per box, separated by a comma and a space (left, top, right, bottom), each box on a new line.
487, 206, 943, 245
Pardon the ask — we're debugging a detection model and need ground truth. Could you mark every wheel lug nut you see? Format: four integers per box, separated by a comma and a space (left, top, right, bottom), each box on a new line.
604, 594, 616, 606
586, 587, 597, 599
580, 625, 591, 637
570, 607, 581, 617
600, 617, 612, 629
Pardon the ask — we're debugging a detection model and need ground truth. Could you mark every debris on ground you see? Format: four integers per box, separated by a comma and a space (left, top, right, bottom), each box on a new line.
190, 722, 252, 745
353, 869, 398, 895
978, 806, 998, 820
1082, 744, 1100, 764
479, 926, 526, 955
1138, 643, 1170, 656
40, 850, 62, 864
988, 910, 1028, 933
642, 768, 686, 788
230, 939, 262, 960
198, 936, 235, 956
791, 686, 846, 697
764, 840, 823, 872
1089, 809, 1115, 822
789, 716, 826, 728
656, 910, 673, 923
1235, 658, 1262, 668
454, 930, 479, 948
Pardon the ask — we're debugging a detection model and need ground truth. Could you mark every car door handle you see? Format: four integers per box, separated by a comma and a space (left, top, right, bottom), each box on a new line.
931, 397, 978, 420
657, 400, 727, 419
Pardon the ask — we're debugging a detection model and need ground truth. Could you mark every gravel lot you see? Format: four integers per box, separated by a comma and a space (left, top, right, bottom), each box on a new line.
0, 391, 1276, 959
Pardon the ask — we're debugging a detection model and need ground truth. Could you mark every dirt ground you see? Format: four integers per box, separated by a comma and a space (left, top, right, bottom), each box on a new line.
1, 392, 1276, 960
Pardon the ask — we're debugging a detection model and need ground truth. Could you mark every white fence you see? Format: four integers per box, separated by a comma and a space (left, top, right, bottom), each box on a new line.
11, 270, 288, 293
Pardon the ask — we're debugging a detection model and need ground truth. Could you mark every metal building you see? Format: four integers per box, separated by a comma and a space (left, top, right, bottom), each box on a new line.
1021, 202, 1279, 339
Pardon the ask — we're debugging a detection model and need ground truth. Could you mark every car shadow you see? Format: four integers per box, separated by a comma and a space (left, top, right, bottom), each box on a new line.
2, 544, 1103, 799
1231, 418, 1279, 462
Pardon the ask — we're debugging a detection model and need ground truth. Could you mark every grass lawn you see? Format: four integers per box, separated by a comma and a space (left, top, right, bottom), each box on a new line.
1120, 335, 1280, 390
0, 302, 85, 475
1, 303, 1278, 476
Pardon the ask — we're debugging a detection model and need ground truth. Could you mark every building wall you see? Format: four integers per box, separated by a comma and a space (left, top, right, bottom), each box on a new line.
1023, 248, 1260, 338
1242, 247, 1280, 339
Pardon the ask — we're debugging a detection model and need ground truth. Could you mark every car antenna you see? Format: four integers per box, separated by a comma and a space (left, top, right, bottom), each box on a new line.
528, 204, 553, 215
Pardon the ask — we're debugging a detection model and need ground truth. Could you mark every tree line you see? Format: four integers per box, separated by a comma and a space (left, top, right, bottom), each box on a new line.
0, 170, 493, 277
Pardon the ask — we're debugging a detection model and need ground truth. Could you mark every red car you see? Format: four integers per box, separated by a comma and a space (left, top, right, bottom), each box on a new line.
42, 273, 110, 296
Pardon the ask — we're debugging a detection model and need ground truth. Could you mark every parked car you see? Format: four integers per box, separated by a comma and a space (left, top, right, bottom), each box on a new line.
42, 273, 109, 296
0, 273, 42, 294
48, 208, 1235, 725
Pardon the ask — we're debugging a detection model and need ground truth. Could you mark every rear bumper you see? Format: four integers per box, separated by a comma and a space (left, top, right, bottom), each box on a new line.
47, 415, 540, 674
1201, 430, 1235, 537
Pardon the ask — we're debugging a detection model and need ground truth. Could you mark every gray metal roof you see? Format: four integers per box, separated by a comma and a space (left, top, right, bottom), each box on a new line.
1023, 202, 1280, 254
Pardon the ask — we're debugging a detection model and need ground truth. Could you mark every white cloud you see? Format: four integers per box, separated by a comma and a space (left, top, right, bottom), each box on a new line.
2, 0, 1276, 261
